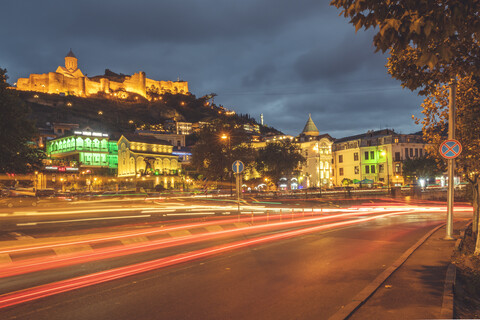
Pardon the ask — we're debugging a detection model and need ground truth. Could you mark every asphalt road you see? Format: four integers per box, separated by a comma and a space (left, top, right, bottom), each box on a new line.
0, 208, 458, 320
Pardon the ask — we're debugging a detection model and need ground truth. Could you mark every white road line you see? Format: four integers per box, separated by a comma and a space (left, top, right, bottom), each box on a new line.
165, 212, 216, 216
16, 215, 151, 226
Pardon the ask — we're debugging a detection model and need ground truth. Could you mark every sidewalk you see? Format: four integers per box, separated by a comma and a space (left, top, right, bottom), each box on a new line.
347, 220, 468, 320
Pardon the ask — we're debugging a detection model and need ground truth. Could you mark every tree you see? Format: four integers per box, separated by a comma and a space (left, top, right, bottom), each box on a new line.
402, 155, 444, 185
331, 0, 480, 248
255, 140, 306, 186
0, 68, 43, 174
191, 121, 255, 183
419, 75, 480, 253
330, 1, 480, 71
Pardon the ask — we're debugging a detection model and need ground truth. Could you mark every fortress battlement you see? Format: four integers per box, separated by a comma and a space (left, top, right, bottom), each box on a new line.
16, 50, 188, 99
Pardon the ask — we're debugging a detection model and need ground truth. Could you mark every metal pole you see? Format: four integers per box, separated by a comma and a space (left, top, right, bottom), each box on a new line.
446, 80, 456, 240
236, 173, 241, 214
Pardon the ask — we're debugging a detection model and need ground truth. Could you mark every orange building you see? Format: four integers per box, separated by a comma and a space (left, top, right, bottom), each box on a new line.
16, 50, 188, 98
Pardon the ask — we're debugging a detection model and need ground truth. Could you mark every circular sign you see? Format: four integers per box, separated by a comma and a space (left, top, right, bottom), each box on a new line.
232, 160, 244, 174
439, 139, 462, 159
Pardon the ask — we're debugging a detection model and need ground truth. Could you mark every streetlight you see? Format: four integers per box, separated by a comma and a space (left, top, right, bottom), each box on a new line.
221, 133, 232, 196
381, 150, 389, 191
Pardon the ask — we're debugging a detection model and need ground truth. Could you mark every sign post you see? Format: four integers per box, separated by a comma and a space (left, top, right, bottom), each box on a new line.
439, 138, 462, 239
232, 160, 244, 214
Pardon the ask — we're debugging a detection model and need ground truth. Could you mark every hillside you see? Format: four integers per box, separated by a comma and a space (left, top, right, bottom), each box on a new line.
16, 91, 280, 136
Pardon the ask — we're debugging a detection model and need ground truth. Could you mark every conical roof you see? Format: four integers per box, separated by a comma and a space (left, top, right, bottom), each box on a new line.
66, 49, 76, 58
302, 114, 319, 136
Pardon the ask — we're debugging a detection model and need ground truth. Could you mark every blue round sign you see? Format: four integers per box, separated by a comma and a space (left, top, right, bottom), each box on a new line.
232, 160, 244, 174
440, 139, 462, 159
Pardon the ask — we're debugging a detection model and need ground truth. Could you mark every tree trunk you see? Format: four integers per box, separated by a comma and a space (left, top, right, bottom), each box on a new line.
473, 181, 480, 255
473, 181, 479, 234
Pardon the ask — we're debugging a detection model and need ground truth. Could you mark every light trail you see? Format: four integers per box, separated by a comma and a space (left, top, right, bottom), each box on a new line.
0, 206, 404, 255
0, 210, 401, 278
0, 210, 431, 309
16, 215, 152, 226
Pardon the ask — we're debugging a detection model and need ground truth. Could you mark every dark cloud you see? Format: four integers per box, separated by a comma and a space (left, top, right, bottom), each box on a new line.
1, 0, 424, 139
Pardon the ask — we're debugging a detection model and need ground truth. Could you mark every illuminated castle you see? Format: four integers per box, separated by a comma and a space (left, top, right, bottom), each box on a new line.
16, 50, 188, 98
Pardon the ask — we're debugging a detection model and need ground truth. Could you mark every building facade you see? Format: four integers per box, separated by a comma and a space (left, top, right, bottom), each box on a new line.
295, 116, 334, 188
332, 129, 427, 186
117, 134, 181, 188
46, 131, 118, 172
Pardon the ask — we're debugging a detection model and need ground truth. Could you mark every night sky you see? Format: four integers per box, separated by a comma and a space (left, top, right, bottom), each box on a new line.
2, 0, 424, 138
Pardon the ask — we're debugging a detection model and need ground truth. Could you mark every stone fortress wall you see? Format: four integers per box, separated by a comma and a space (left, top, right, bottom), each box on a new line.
16, 50, 188, 98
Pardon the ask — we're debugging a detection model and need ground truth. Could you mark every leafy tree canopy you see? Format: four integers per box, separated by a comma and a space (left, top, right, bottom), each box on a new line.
402, 155, 444, 184
255, 140, 306, 184
191, 120, 255, 182
0, 68, 43, 174
330, 0, 480, 60
331, 0, 480, 93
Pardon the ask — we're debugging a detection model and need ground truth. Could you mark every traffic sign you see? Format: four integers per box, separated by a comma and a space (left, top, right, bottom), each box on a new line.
232, 160, 244, 174
440, 139, 462, 159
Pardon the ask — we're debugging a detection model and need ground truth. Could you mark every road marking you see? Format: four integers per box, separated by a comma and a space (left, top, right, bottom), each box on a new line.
8, 232, 35, 240
165, 212, 216, 216
54, 245, 93, 256
140, 209, 176, 214
0, 254, 12, 264
16, 215, 151, 226
121, 236, 149, 245
168, 230, 192, 237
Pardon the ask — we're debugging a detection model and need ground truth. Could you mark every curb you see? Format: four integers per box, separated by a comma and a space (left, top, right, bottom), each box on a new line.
442, 220, 472, 319
328, 223, 445, 320
440, 263, 456, 319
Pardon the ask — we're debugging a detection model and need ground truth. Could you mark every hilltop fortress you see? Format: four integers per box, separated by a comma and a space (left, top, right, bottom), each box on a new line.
16, 50, 188, 99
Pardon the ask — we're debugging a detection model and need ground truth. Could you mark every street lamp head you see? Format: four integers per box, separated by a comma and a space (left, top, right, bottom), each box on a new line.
381, 151, 386, 156
221, 134, 228, 140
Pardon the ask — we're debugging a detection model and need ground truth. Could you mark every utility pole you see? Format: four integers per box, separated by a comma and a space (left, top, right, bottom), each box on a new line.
446, 80, 456, 240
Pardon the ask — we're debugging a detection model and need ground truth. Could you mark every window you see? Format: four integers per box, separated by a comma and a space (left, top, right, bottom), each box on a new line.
354, 166, 359, 174
339, 155, 343, 163
365, 151, 369, 160
410, 148, 413, 157
394, 138, 399, 143
420, 149, 423, 157
415, 148, 419, 157
379, 164, 384, 173
339, 168, 344, 176
395, 152, 401, 161
405, 148, 409, 158
354, 152, 359, 161
365, 165, 370, 174
395, 163, 401, 173
371, 165, 376, 173
370, 151, 375, 160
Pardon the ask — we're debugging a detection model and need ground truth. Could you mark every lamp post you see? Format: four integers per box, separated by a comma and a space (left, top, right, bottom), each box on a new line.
381, 150, 389, 191
221, 133, 232, 196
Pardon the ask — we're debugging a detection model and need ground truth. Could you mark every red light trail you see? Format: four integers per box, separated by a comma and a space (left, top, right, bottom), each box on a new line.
0, 210, 434, 309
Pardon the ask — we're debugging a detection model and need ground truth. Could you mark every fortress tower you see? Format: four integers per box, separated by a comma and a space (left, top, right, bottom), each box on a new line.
64, 49, 78, 72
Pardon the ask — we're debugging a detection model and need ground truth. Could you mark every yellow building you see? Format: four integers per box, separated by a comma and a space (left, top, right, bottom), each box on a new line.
332, 129, 427, 187
295, 115, 334, 188
16, 50, 188, 98
117, 134, 180, 188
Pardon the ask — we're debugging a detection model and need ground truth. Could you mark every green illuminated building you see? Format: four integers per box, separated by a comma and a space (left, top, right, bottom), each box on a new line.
46, 131, 118, 172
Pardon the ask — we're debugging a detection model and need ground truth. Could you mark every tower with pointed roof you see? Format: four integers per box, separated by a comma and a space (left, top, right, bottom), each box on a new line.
301, 114, 319, 136
65, 49, 78, 72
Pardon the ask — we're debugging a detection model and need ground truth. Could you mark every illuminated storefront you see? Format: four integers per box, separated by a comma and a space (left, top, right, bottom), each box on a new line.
46, 131, 118, 172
